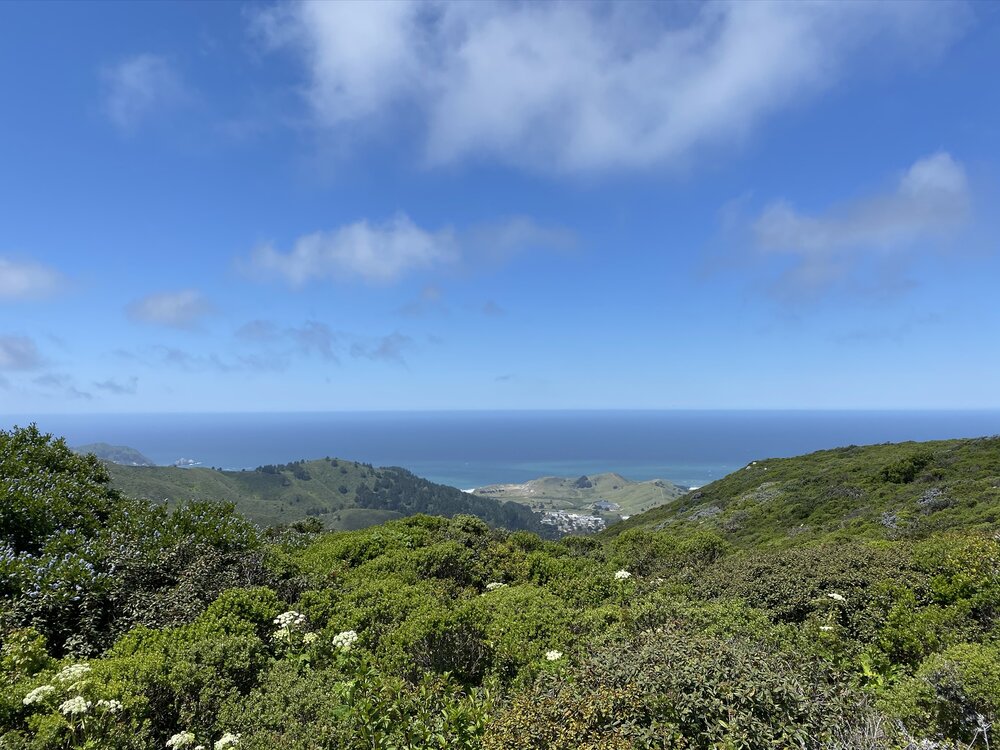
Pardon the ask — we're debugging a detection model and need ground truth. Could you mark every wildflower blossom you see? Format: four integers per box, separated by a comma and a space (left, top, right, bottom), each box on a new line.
615, 569, 632, 580
544, 650, 563, 661
485, 582, 507, 591
166, 731, 196, 749
23, 685, 55, 705
303, 632, 319, 645
819, 626, 834, 632
97, 699, 123, 713
331, 630, 358, 651
55, 663, 91, 682
59, 696, 91, 716
273, 611, 307, 630
215, 732, 240, 749
827, 593, 846, 602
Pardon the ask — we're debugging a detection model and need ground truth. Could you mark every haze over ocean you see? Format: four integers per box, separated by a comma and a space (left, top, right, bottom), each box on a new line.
15, 410, 1000, 490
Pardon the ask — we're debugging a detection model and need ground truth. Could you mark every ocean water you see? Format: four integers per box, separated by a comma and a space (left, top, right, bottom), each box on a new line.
13, 410, 1000, 490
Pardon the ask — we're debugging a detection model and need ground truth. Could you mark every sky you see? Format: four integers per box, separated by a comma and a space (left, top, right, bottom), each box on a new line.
1, 0, 999, 413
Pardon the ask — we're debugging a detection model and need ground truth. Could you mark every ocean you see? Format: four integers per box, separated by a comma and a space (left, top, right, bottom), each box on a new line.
13, 410, 1000, 490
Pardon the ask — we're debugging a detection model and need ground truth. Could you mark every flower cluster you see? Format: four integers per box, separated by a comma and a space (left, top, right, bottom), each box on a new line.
215, 732, 240, 749
23, 685, 55, 705
55, 663, 91, 682
166, 731, 196, 749
273, 610, 308, 642
827, 592, 846, 602
59, 696, 91, 716
544, 650, 563, 661
97, 698, 123, 713
331, 629, 359, 651
614, 569, 632, 580
485, 582, 507, 591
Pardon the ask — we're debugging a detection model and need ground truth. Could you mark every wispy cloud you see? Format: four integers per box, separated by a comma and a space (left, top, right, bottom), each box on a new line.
245, 215, 571, 287
247, 214, 458, 285
236, 319, 340, 361
350, 332, 412, 365
33, 373, 93, 401
0, 258, 64, 301
126, 289, 213, 329
0, 335, 43, 370
253, 1, 968, 173
748, 152, 971, 297
101, 54, 187, 132
93, 376, 138, 395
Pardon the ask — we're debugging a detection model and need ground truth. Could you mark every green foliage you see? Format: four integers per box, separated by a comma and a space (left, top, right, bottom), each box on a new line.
4, 426, 1000, 748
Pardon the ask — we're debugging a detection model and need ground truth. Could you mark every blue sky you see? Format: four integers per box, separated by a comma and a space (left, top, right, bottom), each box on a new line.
1, 0, 999, 412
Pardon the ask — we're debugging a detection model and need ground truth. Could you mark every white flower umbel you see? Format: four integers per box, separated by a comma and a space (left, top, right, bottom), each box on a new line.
214, 732, 240, 749
331, 629, 359, 651
23, 685, 55, 705
544, 650, 563, 661
485, 582, 507, 591
273, 611, 307, 630
827, 592, 846, 602
97, 698, 124, 713
166, 731, 197, 749
55, 663, 91, 683
614, 569, 632, 580
58, 696, 91, 716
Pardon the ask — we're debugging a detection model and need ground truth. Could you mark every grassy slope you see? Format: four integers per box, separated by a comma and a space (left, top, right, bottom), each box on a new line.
604, 436, 1000, 546
474, 472, 687, 516
106, 457, 549, 534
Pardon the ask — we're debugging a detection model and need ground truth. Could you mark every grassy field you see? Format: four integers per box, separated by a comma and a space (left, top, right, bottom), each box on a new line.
474, 471, 688, 517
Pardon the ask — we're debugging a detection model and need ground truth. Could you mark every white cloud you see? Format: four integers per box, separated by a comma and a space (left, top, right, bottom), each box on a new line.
248, 214, 458, 285
0, 335, 42, 370
253, 0, 968, 173
749, 152, 971, 293
126, 289, 212, 328
0, 258, 63, 300
101, 54, 186, 131
350, 332, 412, 364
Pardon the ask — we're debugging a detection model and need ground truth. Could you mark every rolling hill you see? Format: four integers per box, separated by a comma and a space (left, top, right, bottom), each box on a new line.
604, 436, 1000, 545
474, 471, 688, 517
103, 456, 555, 536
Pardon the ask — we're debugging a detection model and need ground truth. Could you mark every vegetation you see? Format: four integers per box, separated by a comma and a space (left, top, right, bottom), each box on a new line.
105, 458, 553, 537
3, 425, 1000, 748
474, 472, 688, 518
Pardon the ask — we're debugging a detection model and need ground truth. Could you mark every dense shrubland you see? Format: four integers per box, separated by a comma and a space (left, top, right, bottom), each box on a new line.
3, 425, 1000, 748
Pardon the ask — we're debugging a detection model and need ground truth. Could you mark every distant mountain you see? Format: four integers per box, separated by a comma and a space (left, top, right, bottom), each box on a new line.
603, 436, 1000, 545
74, 442, 156, 466
105, 456, 556, 536
474, 471, 688, 517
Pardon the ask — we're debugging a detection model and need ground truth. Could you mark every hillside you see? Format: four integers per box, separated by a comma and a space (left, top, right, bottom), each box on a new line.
105, 456, 554, 536
605, 436, 1000, 545
73, 442, 155, 466
475, 471, 686, 514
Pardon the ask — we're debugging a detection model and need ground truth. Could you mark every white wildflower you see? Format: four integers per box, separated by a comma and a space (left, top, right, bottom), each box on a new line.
819, 626, 834, 632
166, 731, 197, 749
614, 569, 632, 580
58, 696, 91, 716
214, 732, 240, 749
544, 650, 563, 661
827, 593, 846, 602
55, 663, 91, 682
485, 582, 507, 591
23, 685, 55, 705
331, 629, 359, 651
303, 632, 319, 645
273, 611, 307, 630
97, 698, 124, 713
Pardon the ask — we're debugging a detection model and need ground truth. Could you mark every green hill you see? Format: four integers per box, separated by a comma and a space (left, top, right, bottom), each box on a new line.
73, 442, 155, 466
605, 436, 1000, 545
104, 456, 554, 536
474, 471, 687, 517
